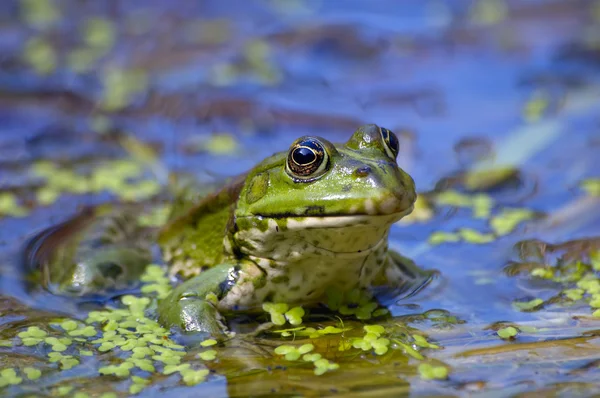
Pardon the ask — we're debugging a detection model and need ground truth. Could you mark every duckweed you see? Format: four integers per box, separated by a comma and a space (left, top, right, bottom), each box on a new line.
591, 250, 600, 271
0, 192, 29, 218
274, 342, 339, 375
428, 231, 461, 245
285, 306, 305, 325
262, 302, 290, 325
23, 37, 57, 75
490, 208, 536, 236
100, 68, 148, 111
434, 190, 494, 219
271, 324, 351, 338
429, 189, 537, 245
203, 133, 239, 155
563, 288, 584, 301
31, 159, 161, 206
129, 376, 150, 395
54, 386, 74, 396
140, 264, 173, 299
163, 363, 190, 375
18, 326, 48, 346
458, 228, 496, 244
418, 363, 449, 380
23, 367, 41, 380
350, 325, 391, 355
99, 362, 134, 378
302, 353, 322, 362
48, 352, 79, 370
181, 369, 210, 386
522, 92, 550, 122
84, 18, 116, 50
513, 298, 544, 311
581, 179, 600, 196
531, 267, 554, 279
497, 326, 518, 339
313, 359, 340, 376
20, 0, 60, 28
520, 251, 600, 318
0, 368, 23, 387
274, 343, 314, 361
198, 350, 217, 361
59, 320, 78, 332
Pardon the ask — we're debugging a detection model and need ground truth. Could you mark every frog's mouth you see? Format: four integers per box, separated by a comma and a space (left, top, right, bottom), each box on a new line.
256, 206, 414, 228
284, 210, 411, 229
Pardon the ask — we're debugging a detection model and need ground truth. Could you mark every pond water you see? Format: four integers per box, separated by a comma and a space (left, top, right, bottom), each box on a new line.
1, 0, 600, 396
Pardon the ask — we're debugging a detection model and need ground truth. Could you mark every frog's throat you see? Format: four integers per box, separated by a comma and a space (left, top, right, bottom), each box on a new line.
233, 209, 412, 258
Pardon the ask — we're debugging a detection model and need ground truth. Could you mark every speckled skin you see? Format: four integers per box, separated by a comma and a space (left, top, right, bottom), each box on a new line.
157, 124, 422, 336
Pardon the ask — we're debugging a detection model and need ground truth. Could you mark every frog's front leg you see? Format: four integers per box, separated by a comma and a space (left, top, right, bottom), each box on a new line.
382, 250, 436, 299
158, 262, 251, 338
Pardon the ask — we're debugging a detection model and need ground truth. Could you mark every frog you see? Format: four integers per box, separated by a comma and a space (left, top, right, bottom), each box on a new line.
24, 124, 432, 338
155, 124, 430, 337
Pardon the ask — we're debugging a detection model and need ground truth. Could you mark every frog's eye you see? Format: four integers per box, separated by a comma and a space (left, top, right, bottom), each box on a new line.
380, 127, 399, 160
286, 137, 329, 181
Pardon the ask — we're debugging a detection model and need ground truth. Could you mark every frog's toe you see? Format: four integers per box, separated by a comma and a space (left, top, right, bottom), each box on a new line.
158, 294, 227, 339
381, 251, 438, 301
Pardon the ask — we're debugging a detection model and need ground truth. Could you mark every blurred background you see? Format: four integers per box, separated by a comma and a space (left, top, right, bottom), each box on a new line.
1, 0, 600, 396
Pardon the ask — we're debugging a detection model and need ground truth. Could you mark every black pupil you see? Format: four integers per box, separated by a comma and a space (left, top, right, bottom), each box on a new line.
383, 128, 399, 154
293, 147, 316, 165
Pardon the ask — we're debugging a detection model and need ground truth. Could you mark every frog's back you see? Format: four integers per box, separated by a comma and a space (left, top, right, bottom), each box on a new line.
158, 175, 245, 277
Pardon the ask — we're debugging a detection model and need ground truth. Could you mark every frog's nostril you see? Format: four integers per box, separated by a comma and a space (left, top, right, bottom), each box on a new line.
354, 166, 371, 177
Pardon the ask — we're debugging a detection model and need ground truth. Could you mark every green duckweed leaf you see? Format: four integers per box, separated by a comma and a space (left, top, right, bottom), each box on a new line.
497, 326, 518, 339
181, 369, 210, 386
428, 231, 461, 245
418, 363, 449, 380
23, 367, 41, 380
459, 228, 496, 244
198, 350, 217, 361
513, 298, 544, 311
284, 306, 305, 325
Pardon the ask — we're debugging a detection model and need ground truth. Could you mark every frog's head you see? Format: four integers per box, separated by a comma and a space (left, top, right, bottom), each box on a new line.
233, 124, 416, 258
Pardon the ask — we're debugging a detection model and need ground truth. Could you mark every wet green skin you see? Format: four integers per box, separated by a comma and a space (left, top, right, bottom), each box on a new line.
27, 124, 425, 338
156, 124, 422, 337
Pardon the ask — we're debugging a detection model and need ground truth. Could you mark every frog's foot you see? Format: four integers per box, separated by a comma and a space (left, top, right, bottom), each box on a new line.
247, 322, 276, 338
157, 264, 239, 340
159, 294, 229, 340
225, 336, 274, 358
24, 206, 154, 296
380, 250, 438, 301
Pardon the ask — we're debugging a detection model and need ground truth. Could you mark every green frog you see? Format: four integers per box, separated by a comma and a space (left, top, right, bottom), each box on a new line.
25, 124, 431, 338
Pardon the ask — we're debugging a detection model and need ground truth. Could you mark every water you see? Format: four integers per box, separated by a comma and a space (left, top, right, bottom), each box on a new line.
1, 0, 600, 396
